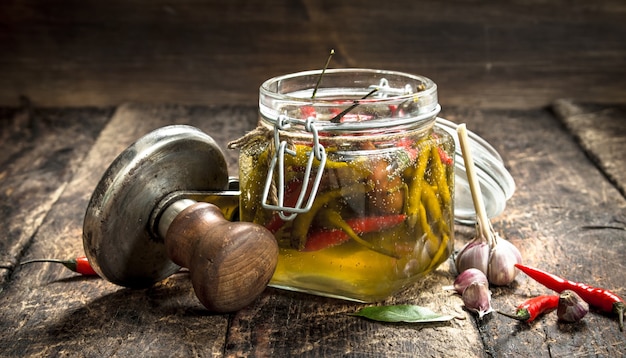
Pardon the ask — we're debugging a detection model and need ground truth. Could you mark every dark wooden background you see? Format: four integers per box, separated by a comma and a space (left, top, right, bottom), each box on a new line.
1, 0, 625, 109
1, 1, 626, 357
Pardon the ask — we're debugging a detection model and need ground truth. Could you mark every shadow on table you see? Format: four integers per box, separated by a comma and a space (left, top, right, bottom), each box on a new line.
6, 273, 228, 357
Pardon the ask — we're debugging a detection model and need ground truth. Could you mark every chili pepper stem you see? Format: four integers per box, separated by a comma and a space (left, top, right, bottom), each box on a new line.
330, 88, 378, 124
20, 257, 98, 276
496, 309, 530, 322
615, 302, 625, 331
21, 258, 78, 272
311, 49, 334, 99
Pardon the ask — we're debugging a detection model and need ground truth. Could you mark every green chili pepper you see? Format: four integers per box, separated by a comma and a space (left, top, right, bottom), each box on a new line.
286, 144, 351, 170
290, 188, 344, 250
426, 232, 450, 271
430, 145, 452, 206
407, 144, 432, 228
421, 184, 451, 237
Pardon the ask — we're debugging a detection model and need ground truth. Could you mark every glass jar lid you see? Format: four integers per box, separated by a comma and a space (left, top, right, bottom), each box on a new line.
435, 117, 516, 224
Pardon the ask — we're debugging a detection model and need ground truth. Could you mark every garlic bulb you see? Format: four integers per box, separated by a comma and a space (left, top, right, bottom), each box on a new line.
453, 268, 488, 295
455, 240, 490, 275
462, 281, 493, 319
454, 228, 522, 286
557, 290, 589, 323
455, 124, 522, 286
487, 236, 522, 286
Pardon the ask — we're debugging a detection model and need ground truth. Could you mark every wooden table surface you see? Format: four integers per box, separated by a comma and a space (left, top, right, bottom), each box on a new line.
1, 1, 626, 357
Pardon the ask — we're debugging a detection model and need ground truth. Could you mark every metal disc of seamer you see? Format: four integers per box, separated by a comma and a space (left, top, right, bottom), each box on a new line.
82, 125, 278, 312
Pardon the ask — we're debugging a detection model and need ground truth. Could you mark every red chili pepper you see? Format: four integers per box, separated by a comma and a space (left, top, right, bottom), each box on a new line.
397, 137, 419, 163
515, 263, 625, 331
20, 256, 99, 276
74, 256, 98, 275
388, 104, 399, 116
300, 105, 317, 119
437, 147, 454, 166
497, 295, 559, 323
265, 179, 313, 234
304, 229, 351, 252
304, 214, 406, 251
265, 213, 288, 234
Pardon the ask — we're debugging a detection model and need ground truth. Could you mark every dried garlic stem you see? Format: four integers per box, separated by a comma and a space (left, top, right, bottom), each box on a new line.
457, 124, 497, 246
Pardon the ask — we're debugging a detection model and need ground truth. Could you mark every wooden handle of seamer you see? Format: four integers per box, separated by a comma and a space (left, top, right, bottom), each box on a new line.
159, 200, 278, 312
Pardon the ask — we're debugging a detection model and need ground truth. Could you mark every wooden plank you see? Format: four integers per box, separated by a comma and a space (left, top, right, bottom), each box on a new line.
225, 274, 483, 357
0, 103, 112, 285
552, 99, 626, 197
1, 104, 625, 356
443, 107, 626, 356
223, 107, 626, 356
1, 1, 625, 109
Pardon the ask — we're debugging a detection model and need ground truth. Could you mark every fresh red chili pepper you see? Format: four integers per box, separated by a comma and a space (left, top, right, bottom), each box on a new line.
20, 256, 99, 276
497, 295, 559, 323
304, 214, 406, 251
74, 256, 98, 276
515, 263, 625, 331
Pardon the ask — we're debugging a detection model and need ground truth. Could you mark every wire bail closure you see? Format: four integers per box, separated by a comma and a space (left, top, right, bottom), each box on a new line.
368, 78, 414, 98
261, 114, 327, 221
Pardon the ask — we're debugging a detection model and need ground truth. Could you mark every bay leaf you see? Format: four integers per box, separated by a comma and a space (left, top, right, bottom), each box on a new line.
352, 304, 454, 323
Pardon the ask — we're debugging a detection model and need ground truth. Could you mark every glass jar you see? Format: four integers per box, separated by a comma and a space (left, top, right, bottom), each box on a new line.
236, 69, 454, 302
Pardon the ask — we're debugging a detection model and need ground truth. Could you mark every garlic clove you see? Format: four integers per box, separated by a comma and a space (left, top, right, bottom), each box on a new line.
453, 268, 489, 295
462, 281, 493, 319
557, 290, 589, 323
455, 240, 490, 276
487, 237, 522, 286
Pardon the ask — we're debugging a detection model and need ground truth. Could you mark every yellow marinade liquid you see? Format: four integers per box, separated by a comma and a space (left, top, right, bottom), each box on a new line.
238, 129, 454, 302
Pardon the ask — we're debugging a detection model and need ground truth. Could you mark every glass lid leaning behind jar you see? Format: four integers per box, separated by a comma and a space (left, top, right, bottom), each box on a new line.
231, 69, 455, 302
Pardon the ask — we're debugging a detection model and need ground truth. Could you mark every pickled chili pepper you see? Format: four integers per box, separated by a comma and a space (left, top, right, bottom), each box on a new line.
362, 142, 405, 215
515, 263, 626, 331
497, 295, 559, 323
330, 88, 378, 124
301, 105, 317, 119
315, 209, 401, 258
265, 179, 311, 234
406, 145, 432, 228
437, 147, 453, 166
430, 145, 452, 206
304, 214, 407, 251
289, 188, 345, 250
20, 256, 99, 276
398, 136, 417, 152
